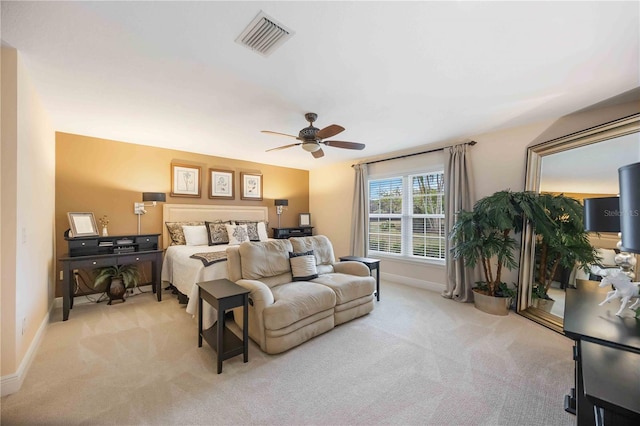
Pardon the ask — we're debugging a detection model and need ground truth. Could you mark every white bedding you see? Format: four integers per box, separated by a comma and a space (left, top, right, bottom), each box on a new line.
161, 244, 230, 328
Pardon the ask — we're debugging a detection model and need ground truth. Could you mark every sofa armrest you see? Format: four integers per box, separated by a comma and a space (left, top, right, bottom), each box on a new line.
233, 279, 273, 351
236, 279, 275, 307
334, 261, 371, 277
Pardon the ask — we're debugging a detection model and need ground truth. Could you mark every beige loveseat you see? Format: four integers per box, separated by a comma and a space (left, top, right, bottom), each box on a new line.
226, 235, 375, 354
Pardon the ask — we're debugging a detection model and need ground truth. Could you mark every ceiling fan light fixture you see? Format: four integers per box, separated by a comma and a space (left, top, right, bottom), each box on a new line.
301, 142, 321, 152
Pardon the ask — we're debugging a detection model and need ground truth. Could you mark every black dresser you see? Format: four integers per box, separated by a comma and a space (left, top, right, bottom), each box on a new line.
563, 280, 640, 425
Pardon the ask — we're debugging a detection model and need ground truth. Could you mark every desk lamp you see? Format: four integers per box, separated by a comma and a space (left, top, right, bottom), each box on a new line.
134, 192, 166, 234
583, 196, 636, 278
275, 199, 288, 228
619, 162, 640, 255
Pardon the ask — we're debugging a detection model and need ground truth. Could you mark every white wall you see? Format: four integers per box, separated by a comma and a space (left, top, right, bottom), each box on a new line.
1, 46, 55, 395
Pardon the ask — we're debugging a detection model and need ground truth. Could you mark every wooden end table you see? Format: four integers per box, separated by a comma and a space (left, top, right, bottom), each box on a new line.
197, 279, 250, 374
339, 256, 380, 301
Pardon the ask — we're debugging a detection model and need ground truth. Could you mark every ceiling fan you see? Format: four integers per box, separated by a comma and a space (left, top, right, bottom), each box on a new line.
262, 113, 365, 158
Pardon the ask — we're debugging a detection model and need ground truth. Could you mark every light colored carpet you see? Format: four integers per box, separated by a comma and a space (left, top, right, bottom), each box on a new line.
1, 282, 575, 425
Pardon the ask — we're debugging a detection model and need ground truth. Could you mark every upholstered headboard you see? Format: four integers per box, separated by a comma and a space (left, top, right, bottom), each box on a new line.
162, 204, 269, 248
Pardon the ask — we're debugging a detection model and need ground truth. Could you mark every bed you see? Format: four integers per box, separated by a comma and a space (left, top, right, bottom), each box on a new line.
160, 204, 269, 327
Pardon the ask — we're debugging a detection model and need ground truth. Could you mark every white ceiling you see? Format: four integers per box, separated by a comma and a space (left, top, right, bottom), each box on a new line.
2, 1, 639, 171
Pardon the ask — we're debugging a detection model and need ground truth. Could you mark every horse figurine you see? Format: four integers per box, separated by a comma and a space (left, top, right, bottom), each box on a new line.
593, 267, 640, 316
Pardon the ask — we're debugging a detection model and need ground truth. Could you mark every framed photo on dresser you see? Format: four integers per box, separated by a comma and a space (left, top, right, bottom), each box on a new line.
67, 212, 99, 237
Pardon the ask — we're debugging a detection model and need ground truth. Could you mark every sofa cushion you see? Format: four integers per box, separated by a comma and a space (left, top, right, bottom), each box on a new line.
239, 239, 293, 281
264, 282, 336, 330
312, 273, 375, 305
289, 250, 318, 281
290, 235, 336, 274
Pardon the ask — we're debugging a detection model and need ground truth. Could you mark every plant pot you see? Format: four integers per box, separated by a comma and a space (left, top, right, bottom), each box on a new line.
107, 278, 126, 305
532, 297, 555, 313
472, 289, 511, 316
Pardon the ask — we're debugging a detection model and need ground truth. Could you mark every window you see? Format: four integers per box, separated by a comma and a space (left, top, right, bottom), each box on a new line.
368, 171, 445, 261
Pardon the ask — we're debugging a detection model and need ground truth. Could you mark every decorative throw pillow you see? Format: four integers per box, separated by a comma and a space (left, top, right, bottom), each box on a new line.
165, 221, 204, 245
289, 250, 318, 281
205, 220, 231, 245
182, 225, 209, 246
225, 224, 250, 245
235, 220, 269, 242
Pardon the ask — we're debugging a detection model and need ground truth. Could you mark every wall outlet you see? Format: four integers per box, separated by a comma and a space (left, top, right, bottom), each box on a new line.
59, 270, 64, 281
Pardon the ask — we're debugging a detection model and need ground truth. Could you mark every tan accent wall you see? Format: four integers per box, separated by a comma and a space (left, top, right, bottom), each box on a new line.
55, 132, 309, 296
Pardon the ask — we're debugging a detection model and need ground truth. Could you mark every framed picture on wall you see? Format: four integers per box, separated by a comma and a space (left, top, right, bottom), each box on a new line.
67, 212, 99, 237
240, 172, 263, 200
171, 163, 201, 197
209, 168, 235, 199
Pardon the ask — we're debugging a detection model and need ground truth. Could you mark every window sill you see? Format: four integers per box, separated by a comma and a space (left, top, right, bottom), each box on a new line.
370, 253, 445, 268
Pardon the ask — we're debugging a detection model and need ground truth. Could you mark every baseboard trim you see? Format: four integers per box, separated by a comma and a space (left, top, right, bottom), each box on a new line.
0, 302, 52, 397
52, 284, 155, 308
381, 272, 445, 293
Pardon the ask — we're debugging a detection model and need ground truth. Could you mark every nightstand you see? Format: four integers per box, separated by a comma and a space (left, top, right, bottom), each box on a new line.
197, 279, 250, 374
272, 227, 313, 239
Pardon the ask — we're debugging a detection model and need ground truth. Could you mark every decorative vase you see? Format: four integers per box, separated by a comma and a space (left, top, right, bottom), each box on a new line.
102, 225, 108, 236
107, 278, 126, 305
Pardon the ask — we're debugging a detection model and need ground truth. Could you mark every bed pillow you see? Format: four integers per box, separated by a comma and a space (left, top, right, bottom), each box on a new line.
182, 225, 209, 246
205, 220, 232, 245
225, 224, 250, 245
235, 220, 269, 242
289, 250, 318, 281
165, 221, 204, 246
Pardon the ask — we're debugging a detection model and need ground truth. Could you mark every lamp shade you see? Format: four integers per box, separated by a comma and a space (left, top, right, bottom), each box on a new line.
583, 197, 620, 233
274, 199, 288, 206
142, 192, 166, 202
619, 162, 640, 253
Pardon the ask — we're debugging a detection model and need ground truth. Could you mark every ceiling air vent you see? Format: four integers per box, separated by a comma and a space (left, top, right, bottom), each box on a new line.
235, 11, 294, 57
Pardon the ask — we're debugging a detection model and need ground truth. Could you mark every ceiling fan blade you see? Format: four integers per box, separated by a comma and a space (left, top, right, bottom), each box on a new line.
322, 140, 365, 150
312, 148, 325, 158
316, 124, 345, 140
266, 143, 301, 152
261, 130, 299, 139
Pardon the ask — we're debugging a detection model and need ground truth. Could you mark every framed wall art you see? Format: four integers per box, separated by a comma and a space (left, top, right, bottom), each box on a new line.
67, 212, 99, 237
299, 213, 311, 227
171, 163, 201, 198
209, 168, 235, 199
240, 172, 263, 200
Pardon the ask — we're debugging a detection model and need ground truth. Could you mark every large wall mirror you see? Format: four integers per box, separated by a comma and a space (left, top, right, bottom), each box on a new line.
517, 113, 640, 332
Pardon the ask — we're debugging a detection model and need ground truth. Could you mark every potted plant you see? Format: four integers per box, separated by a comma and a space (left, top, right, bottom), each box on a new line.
450, 190, 546, 315
531, 193, 601, 312
94, 264, 140, 305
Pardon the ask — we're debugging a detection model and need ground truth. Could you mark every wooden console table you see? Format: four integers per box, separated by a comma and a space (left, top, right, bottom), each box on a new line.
563, 280, 640, 425
58, 233, 162, 321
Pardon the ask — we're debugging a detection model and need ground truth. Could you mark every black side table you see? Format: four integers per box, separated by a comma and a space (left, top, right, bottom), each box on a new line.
197, 279, 250, 374
339, 256, 380, 301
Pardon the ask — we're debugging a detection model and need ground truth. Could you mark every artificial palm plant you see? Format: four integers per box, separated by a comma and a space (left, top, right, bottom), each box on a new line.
94, 264, 140, 304
450, 190, 548, 297
532, 193, 601, 301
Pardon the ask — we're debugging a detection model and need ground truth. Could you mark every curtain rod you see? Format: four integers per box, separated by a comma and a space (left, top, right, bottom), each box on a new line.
354, 140, 477, 166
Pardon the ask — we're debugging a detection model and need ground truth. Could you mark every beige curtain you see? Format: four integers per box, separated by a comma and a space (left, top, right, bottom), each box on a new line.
442, 143, 475, 302
350, 163, 368, 257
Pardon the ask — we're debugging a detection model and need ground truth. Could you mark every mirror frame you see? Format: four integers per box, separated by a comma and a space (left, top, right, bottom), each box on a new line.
517, 113, 640, 333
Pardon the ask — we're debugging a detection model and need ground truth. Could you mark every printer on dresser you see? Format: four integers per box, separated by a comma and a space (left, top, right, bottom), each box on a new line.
58, 233, 163, 321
